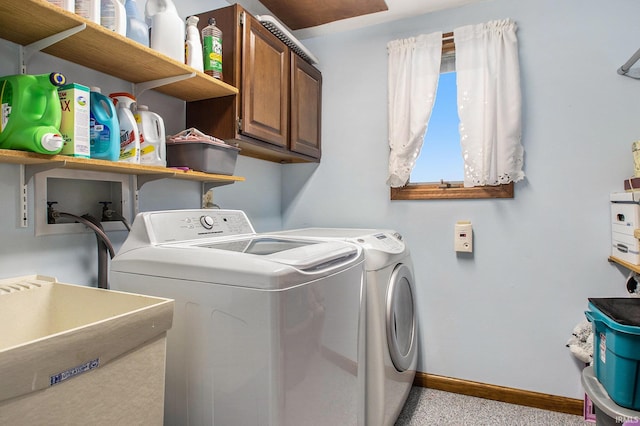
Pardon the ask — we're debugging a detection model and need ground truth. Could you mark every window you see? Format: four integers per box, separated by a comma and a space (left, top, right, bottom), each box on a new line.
389, 30, 518, 201
410, 69, 462, 184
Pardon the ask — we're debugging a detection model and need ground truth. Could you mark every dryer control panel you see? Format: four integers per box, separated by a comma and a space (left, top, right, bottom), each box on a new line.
144, 209, 256, 244
356, 232, 405, 254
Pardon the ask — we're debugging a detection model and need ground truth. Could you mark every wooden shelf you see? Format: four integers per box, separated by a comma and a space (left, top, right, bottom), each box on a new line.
609, 256, 640, 274
0, 0, 238, 101
0, 1, 244, 188
0, 149, 245, 187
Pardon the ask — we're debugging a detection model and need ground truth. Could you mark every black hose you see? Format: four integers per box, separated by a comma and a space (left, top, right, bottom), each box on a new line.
56, 212, 116, 258
82, 214, 110, 290
54, 211, 116, 290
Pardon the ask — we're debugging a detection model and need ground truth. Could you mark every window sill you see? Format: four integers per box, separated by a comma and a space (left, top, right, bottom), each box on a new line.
390, 182, 514, 200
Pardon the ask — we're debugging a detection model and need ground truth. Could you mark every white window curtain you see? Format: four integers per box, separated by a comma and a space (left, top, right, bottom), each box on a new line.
386, 32, 442, 187
454, 19, 524, 187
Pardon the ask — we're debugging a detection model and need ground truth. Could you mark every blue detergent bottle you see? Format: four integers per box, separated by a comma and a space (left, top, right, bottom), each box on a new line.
0, 72, 66, 154
89, 87, 120, 161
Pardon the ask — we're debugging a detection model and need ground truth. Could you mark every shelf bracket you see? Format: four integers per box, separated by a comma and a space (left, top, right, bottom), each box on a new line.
20, 24, 86, 74
19, 161, 67, 228
133, 173, 176, 215
136, 173, 176, 190
203, 180, 236, 193
134, 73, 196, 98
24, 161, 68, 183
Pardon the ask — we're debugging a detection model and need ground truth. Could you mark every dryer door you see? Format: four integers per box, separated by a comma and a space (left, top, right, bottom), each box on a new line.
386, 263, 416, 372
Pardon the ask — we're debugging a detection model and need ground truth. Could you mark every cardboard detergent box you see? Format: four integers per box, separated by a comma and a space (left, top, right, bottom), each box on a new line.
58, 83, 90, 158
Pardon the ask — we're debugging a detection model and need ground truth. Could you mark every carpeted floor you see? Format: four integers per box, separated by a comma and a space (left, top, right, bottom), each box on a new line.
395, 387, 590, 425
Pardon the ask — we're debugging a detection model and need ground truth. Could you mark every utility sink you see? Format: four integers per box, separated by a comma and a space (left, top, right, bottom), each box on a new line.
0, 275, 174, 425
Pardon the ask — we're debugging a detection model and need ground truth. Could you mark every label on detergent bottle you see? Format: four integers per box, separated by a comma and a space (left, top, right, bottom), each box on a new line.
90, 118, 109, 145
203, 36, 222, 77
120, 129, 138, 161
134, 112, 157, 157
0, 80, 12, 132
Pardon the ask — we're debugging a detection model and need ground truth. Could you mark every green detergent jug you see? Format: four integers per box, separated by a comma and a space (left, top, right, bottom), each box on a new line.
0, 72, 67, 154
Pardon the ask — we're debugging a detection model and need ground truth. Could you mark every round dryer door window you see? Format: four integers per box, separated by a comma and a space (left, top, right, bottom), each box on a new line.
386, 263, 416, 372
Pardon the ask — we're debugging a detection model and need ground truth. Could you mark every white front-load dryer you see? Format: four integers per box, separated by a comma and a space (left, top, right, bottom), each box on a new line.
272, 228, 417, 426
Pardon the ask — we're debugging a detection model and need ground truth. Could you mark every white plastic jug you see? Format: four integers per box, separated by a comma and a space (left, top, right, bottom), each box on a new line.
48, 0, 75, 13
101, 0, 126, 36
145, 0, 185, 62
135, 105, 166, 166
75, 0, 100, 24
109, 92, 140, 163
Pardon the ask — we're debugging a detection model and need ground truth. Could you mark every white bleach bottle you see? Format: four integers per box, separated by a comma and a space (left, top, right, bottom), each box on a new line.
185, 15, 204, 72
109, 92, 140, 163
145, 0, 185, 62
135, 105, 166, 166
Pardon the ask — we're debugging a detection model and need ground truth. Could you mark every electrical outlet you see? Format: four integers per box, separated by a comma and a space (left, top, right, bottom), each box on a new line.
455, 221, 473, 252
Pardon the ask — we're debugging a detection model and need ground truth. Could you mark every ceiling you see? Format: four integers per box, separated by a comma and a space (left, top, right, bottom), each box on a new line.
258, 0, 389, 30
239, 0, 488, 39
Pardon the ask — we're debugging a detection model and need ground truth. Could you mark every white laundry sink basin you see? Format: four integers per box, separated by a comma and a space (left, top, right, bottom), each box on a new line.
0, 275, 174, 425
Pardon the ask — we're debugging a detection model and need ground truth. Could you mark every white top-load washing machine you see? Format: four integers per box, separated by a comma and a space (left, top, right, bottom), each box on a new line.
272, 228, 417, 426
110, 210, 366, 426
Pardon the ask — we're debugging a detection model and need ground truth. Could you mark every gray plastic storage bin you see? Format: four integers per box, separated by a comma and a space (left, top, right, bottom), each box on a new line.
166, 139, 240, 175
583, 365, 640, 426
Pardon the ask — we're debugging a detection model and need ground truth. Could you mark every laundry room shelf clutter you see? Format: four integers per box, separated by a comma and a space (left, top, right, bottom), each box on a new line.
0, 0, 245, 187
0, 0, 238, 101
0, 150, 244, 187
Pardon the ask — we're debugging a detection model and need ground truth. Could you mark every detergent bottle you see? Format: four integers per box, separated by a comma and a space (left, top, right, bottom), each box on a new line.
145, 0, 185, 62
108, 92, 140, 163
124, 0, 149, 46
100, 0, 126, 36
89, 87, 120, 161
135, 105, 166, 166
75, 0, 100, 24
185, 15, 204, 72
47, 0, 75, 12
0, 72, 66, 154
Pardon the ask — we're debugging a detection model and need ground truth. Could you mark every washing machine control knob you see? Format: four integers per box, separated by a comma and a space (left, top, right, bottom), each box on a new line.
200, 215, 214, 229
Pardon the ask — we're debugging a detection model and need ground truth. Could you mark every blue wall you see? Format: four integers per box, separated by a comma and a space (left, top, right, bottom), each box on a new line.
280, 0, 640, 398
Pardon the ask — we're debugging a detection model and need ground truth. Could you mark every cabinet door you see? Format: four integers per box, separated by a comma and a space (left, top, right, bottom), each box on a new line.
290, 54, 322, 159
241, 15, 289, 148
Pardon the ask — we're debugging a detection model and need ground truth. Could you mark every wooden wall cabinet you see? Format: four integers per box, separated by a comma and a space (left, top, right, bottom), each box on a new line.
186, 5, 322, 163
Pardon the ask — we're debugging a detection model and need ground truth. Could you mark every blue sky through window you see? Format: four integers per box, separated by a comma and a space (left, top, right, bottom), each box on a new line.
410, 71, 463, 183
